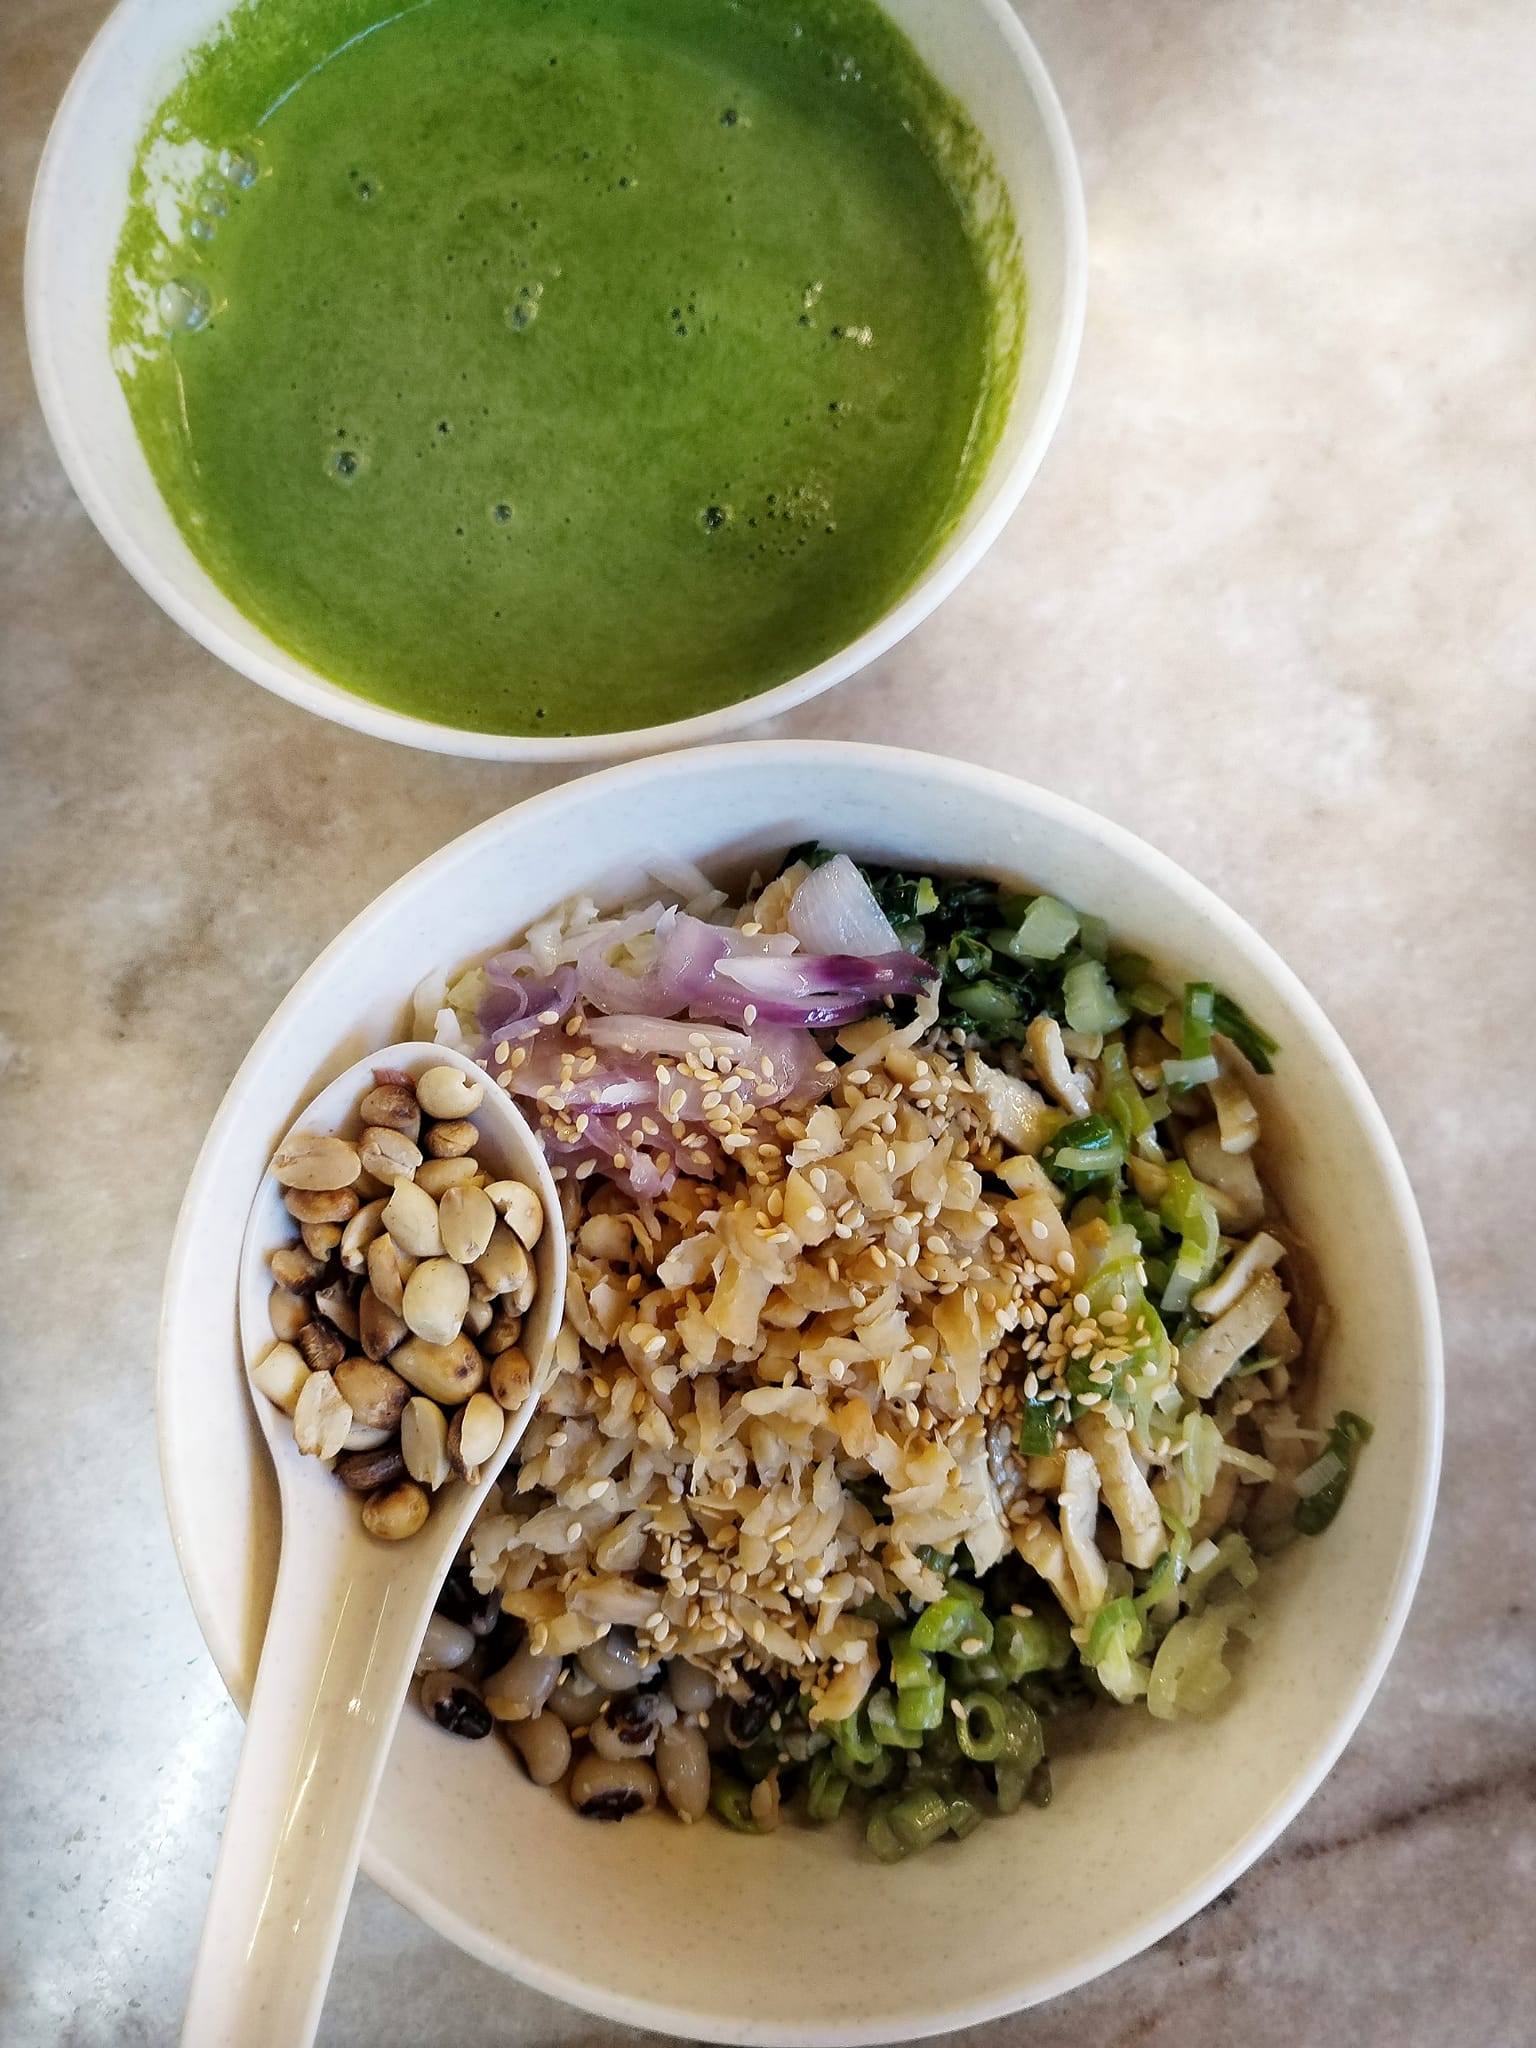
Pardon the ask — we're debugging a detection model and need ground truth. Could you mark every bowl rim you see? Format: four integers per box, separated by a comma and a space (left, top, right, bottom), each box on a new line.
157, 739, 1443, 2042
25, 0, 1088, 763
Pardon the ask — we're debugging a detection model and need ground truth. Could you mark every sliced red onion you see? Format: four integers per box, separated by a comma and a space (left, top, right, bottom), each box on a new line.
787, 852, 899, 957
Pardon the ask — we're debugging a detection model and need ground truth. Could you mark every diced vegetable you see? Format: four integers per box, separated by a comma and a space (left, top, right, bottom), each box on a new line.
1294, 1411, 1373, 1534
1001, 894, 1080, 961
1064, 959, 1130, 1036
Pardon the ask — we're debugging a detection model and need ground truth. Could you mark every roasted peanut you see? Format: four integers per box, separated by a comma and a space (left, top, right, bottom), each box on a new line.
416, 1065, 484, 1119
300, 1221, 343, 1258
382, 1180, 443, 1259
416, 1155, 481, 1197
359, 1082, 421, 1141
438, 1184, 496, 1266
488, 1346, 533, 1411
481, 1304, 523, 1357
270, 1244, 327, 1292
293, 1370, 353, 1459
463, 1293, 494, 1337
313, 1279, 360, 1341
336, 1442, 406, 1492
483, 1179, 545, 1250
447, 1391, 503, 1479
474, 1221, 533, 1308
334, 1356, 410, 1430
391, 1331, 485, 1404
423, 1117, 478, 1160
358, 1284, 408, 1361
359, 1125, 423, 1186
268, 1286, 310, 1343
401, 1396, 450, 1488
402, 1257, 470, 1346
270, 1133, 361, 1192
250, 1341, 309, 1416
284, 1185, 360, 1226
296, 1320, 345, 1373
361, 1479, 430, 1541
339, 1197, 388, 1274
366, 1230, 411, 1313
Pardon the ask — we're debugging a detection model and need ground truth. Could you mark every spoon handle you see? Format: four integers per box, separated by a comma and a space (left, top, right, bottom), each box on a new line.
180, 1531, 427, 2047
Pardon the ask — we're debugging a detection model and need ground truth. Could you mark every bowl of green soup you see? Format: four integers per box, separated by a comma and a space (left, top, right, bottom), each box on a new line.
28, 0, 1084, 756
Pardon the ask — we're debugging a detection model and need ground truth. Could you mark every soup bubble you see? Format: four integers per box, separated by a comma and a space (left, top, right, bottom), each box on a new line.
158, 278, 211, 335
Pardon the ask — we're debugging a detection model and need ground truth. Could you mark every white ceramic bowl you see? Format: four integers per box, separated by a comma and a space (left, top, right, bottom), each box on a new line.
159, 741, 1441, 2042
26, 0, 1085, 762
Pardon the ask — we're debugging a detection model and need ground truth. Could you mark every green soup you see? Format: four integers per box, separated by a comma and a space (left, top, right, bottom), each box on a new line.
111, 0, 1023, 735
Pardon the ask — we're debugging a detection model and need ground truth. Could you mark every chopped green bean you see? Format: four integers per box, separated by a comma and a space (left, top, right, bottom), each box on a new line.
993, 1610, 1074, 1679
709, 1773, 762, 1833
889, 1786, 953, 1853
909, 1594, 984, 1654
947, 1792, 984, 1839
805, 1751, 849, 1824
894, 1679, 947, 1733
868, 1688, 923, 1750
865, 1800, 910, 1863
955, 1690, 1008, 1762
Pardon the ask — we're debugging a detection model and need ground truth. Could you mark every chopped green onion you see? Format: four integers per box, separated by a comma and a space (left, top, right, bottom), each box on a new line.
1162, 1054, 1220, 1090
1146, 1610, 1234, 1720
1159, 1161, 1220, 1311
1294, 1410, 1373, 1534
867, 1687, 923, 1750
1017, 1397, 1058, 1458
992, 1610, 1074, 1680
888, 1787, 954, 1853
954, 1690, 1008, 1762
946, 1792, 984, 1839
1100, 1038, 1155, 1144
1185, 1530, 1259, 1602
950, 979, 1023, 1028
865, 1800, 910, 1863
1041, 1113, 1125, 1190
909, 1594, 986, 1655
1211, 990, 1279, 1075
1180, 981, 1217, 1062
1002, 894, 1080, 961
1082, 1597, 1150, 1704
805, 1751, 849, 1824
709, 1773, 762, 1832
1064, 958, 1131, 1036
830, 1706, 882, 1768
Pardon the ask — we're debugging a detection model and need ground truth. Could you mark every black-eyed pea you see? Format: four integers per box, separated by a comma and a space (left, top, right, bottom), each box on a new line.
314, 1279, 360, 1341
334, 1356, 410, 1430
270, 1133, 361, 1191
488, 1346, 533, 1411
293, 1370, 353, 1459
401, 1396, 450, 1488
359, 1082, 421, 1142
361, 1478, 430, 1541
505, 1711, 572, 1786
250, 1341, 309, 1416
420, 1668, 492, 1736
296, 1320, 346, 1373
285, 1185, 360, 1226
439, 1183, 496, 1265
416, 1064, 484, 1119
569, 1753, 658, 1820
483, 1643, 562, 1720
268, 1285, 309, 1342
382, 1179, 442, 1259
484, 1179, 544, 1250
655, 1720, 710, 1821
359, 1125, 423, 1186
415, 1613, 476, 1675
416, 1155, 481, 1198
340, 1197, 388, 1274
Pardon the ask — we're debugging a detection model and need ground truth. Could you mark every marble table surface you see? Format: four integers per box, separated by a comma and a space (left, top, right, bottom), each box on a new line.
3, 1, 1532, 2042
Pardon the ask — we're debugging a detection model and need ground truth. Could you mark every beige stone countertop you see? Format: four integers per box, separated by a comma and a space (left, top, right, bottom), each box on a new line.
3, 1, 1532, 2042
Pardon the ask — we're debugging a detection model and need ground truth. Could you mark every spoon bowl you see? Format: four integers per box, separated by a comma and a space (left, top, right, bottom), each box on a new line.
181, 1041, 565, 2048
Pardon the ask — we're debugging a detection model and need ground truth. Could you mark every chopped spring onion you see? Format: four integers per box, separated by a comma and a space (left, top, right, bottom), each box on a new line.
954, 1690, 1008, 1762
1063, 958, 1131, 1036
805, 1751, 849, 1824
1294, 1411, 1373, 1534
1180, 981, 1217, 1063
1162, 1053, 1221, 1090
992, 1610, 1074, 1680
1146, 1610, 1235, 1720
1083, 1597, 1150, 1703
1017, 1397, 1058, 1458
1158, 1161, 1221, 1311
1002, 893, 1080, 961
1294, 1450, 1345, 1500
1041, 1113, 1126, 1190
1212, 990, 1280, 1075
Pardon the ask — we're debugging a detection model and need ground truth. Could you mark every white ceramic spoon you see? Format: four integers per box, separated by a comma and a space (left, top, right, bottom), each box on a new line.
181, 1042, 566, 2048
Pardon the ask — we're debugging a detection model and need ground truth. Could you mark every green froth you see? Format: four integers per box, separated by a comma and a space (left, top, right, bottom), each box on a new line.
111, 0, 1024, 736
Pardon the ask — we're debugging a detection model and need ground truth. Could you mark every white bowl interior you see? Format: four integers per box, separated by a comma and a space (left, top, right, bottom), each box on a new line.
27, 0, 1084, 761
159, 743, 1440, 2043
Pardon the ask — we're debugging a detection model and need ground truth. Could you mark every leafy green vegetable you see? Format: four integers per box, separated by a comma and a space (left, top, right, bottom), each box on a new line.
1211, 990, 1280, 1074
1040, 1114, 1125, 1190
